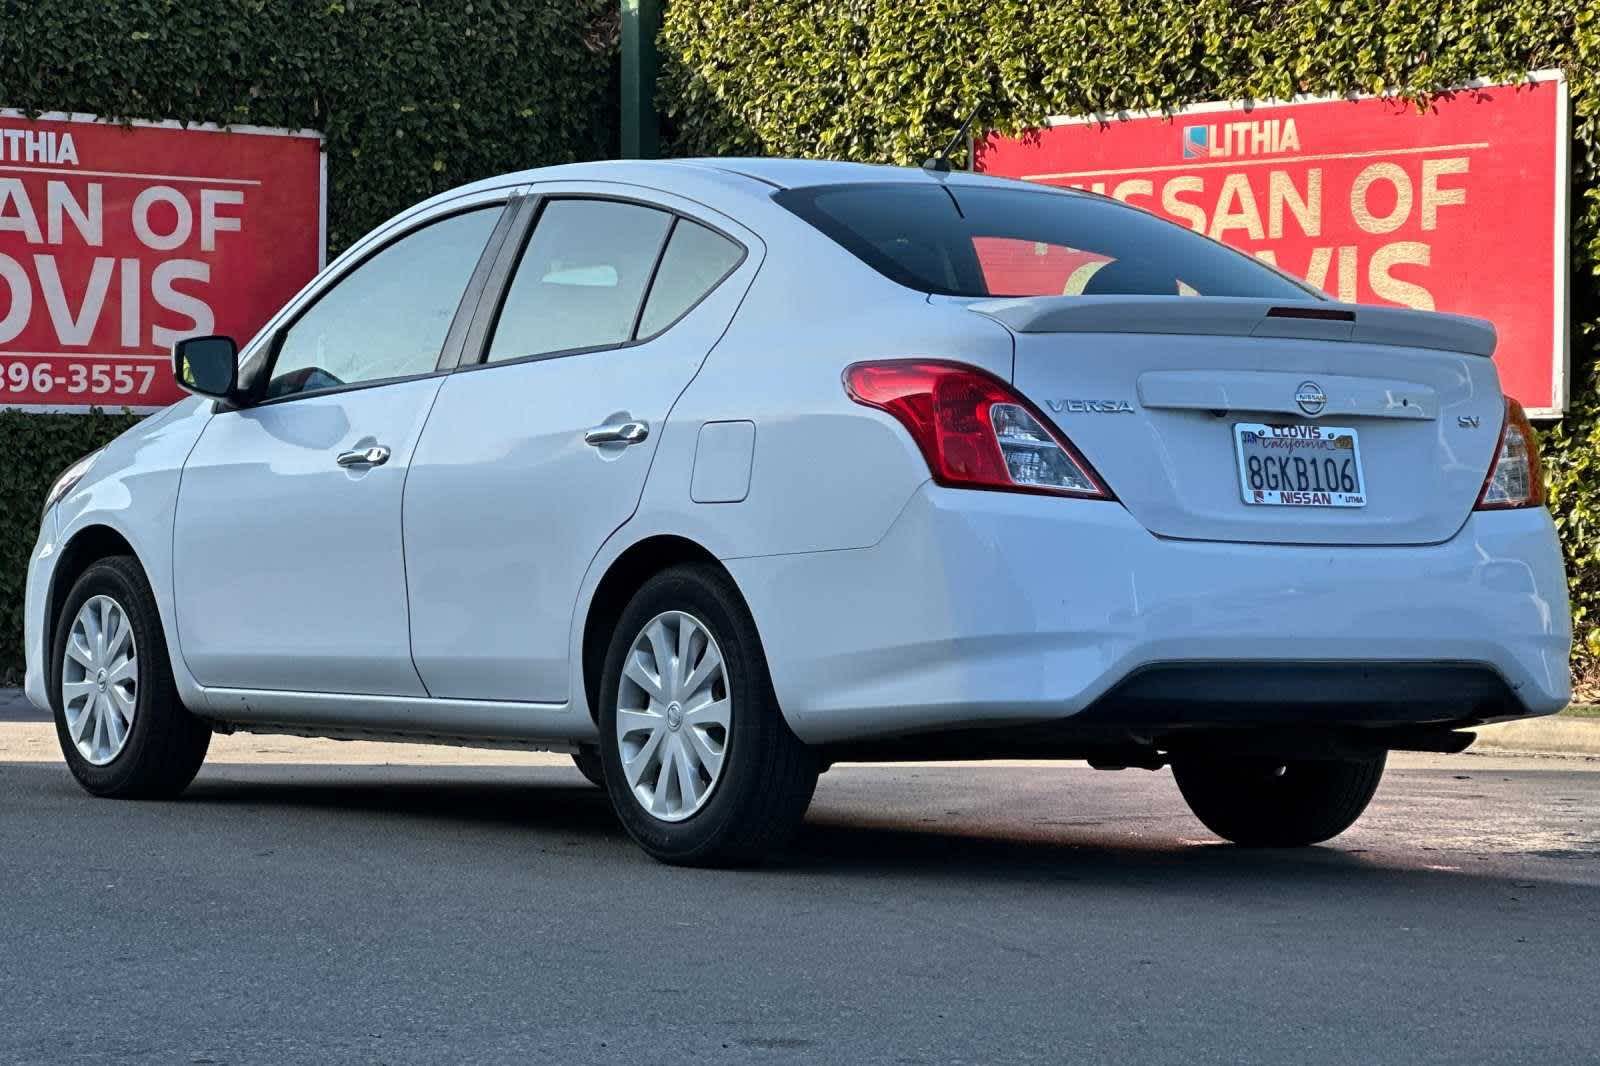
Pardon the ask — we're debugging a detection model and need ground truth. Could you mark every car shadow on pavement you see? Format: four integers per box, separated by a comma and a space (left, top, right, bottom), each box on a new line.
784, 814, 1379, 880
138, 763, 1600, 893
179, 767, 625, 835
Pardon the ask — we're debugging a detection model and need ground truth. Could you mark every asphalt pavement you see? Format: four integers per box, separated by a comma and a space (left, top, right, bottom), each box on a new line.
0, 686, 36, 721
1, 707, 1597, 1065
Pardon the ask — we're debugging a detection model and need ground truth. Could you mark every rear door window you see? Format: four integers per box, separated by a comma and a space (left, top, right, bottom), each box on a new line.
486, 199, 673, 363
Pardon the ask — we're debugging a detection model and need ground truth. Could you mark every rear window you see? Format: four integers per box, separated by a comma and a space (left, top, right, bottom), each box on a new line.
775, 181, 1313, 300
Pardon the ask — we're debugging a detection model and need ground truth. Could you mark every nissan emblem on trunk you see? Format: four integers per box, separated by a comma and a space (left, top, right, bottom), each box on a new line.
1295, 381, 1328, 416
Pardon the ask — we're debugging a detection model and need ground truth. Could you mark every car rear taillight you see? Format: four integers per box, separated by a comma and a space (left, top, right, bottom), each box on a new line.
1474, 397, 1545, 510
843, 360, 1112, 499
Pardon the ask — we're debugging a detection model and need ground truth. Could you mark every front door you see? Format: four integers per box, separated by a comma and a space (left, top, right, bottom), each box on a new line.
404, 189, 757, 702
173, 202, 506, 695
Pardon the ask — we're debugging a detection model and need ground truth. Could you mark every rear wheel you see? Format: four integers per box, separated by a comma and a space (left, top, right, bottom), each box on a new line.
1172, 752, 1385, 847
51, 556, 211, 798
598, 564, 818, 866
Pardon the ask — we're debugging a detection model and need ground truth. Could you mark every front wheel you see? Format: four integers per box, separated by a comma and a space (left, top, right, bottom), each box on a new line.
1172, 752, 1386, 847
51, 556, 211, 798
598, 564, 818, 866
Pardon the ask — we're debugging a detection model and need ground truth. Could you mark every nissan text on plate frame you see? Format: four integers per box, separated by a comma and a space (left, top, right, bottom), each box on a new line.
23, 158, 1569, 865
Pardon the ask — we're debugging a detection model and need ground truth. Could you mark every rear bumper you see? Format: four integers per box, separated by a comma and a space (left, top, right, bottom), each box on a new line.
727, 485, 1571, 746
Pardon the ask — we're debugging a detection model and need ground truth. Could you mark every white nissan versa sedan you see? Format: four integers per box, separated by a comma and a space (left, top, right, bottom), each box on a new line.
24, 158, 1569, 865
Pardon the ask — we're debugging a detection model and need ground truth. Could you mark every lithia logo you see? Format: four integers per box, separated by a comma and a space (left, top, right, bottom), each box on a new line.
1182, 118, 1300, 160
0, 127, 79, 165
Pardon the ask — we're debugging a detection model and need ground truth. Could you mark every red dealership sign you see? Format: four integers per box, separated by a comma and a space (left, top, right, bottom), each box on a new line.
0, 111, 323, 412
976, 72, 1571, 416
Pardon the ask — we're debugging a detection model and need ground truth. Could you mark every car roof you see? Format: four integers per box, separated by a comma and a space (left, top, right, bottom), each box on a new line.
357, 156, 1107, 267
676, 156, 1036, 190
419, 156, 1083, 216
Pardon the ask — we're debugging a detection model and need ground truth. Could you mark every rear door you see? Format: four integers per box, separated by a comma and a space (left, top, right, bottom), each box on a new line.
174, 195, 511, 695
403, 186, 759, 702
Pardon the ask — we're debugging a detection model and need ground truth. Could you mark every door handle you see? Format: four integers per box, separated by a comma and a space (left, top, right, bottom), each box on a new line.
336, 445, 391, 468
583, 421, 650, 447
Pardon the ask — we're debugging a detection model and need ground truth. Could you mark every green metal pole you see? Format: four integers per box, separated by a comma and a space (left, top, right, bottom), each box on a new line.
620, 0, 662, 158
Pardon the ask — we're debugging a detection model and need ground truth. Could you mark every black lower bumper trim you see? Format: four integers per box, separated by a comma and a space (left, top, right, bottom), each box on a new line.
1071, 660, 1521, 729
816, 661, 1532, 764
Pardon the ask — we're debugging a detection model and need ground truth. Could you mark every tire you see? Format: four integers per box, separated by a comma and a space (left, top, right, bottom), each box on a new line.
1172, 752, 1386, 847
598, 564, 819, 866
571, 746, 606, 788
50, 555, 211, 799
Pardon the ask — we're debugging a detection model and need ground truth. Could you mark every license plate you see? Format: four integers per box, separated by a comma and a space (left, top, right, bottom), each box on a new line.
1234, 422, 1366, 508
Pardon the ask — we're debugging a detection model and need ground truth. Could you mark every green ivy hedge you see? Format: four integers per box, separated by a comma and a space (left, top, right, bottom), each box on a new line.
0, 0, 617, 682
661, 0, 1600, 686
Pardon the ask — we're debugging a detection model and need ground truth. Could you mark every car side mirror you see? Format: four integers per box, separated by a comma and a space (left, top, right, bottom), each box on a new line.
172, 335, 239, 400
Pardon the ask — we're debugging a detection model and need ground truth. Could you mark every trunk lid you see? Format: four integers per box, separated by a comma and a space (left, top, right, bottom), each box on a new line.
969, 296, 1504, 546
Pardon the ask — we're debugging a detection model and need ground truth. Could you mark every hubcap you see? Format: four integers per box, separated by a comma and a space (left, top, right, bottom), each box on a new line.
60, 594, 138, 766
615, 610, 730, 822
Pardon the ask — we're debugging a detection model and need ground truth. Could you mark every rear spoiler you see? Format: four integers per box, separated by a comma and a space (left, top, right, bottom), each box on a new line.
965, 296, 1496, 358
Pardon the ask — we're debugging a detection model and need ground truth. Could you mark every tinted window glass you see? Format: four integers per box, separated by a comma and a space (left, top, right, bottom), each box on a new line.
775, 182, 1312, 300
267, 207, 500, 399
636, 220, 744, 338
486, 199, 672, 362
